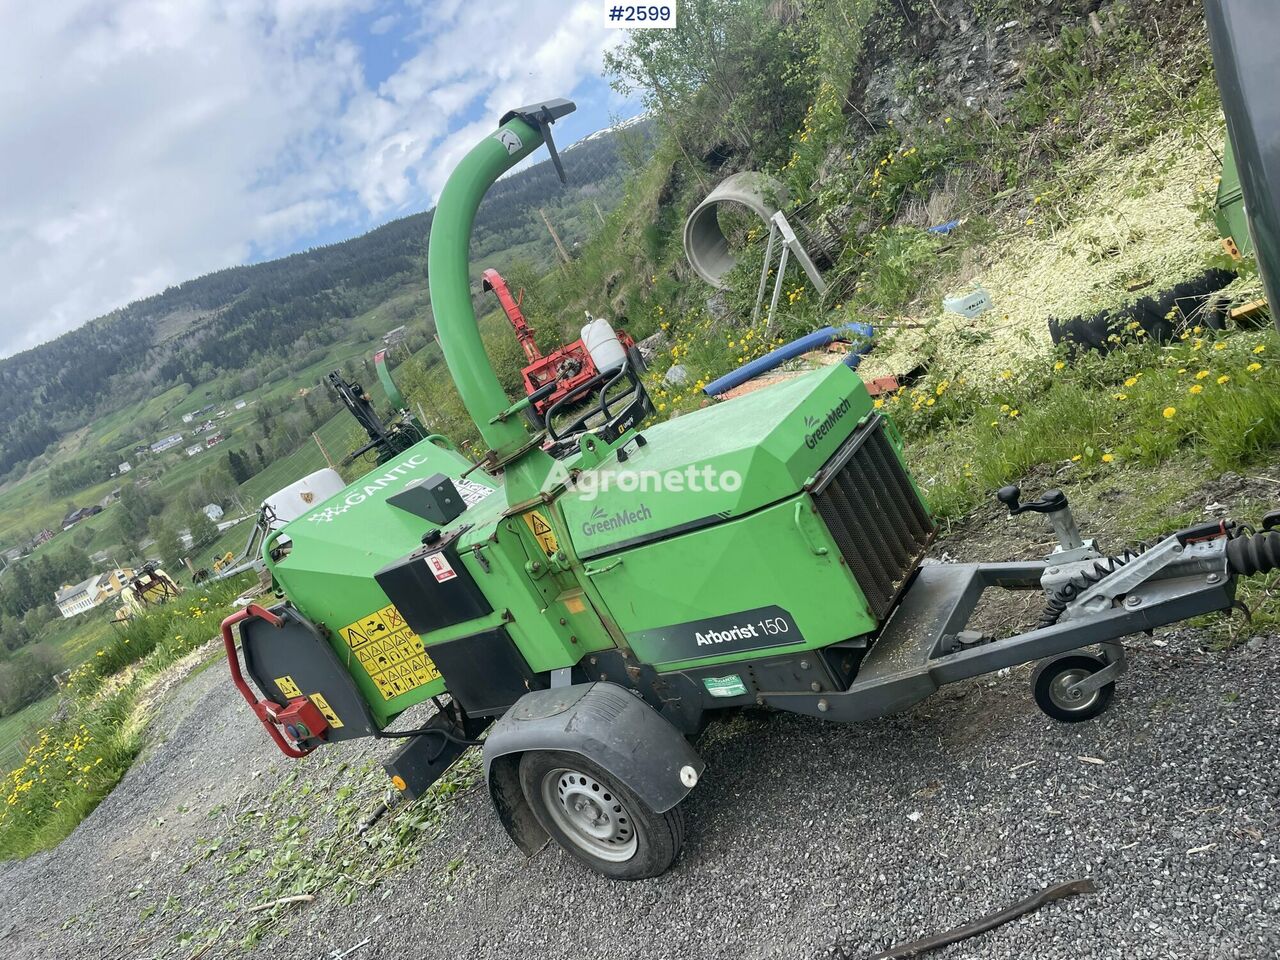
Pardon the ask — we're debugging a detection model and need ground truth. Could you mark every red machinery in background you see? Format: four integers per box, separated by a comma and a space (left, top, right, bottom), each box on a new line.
481, 268, 636, 417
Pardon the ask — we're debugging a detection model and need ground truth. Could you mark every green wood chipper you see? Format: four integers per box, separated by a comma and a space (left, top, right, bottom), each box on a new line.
223, 14, 1280, 879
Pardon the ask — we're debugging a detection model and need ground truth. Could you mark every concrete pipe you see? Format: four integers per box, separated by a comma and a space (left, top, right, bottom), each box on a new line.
683, 172, 788, 288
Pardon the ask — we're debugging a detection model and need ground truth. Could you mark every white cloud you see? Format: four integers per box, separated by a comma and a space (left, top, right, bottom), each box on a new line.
0, 0, 624, 358
369, 12, 399, 34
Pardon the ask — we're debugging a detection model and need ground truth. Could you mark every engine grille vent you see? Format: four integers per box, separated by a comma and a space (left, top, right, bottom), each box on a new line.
810, 415, 934, 619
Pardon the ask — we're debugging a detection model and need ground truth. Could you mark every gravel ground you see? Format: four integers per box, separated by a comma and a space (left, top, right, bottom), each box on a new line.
1, 624, 1276, 960
2, 483, 1278, 960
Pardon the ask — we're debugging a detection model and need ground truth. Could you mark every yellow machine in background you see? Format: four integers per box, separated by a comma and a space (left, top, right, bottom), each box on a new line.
112, 562, 183, 623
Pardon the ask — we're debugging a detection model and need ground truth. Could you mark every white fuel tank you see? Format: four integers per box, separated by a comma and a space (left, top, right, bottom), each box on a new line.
580, 313, 627, 374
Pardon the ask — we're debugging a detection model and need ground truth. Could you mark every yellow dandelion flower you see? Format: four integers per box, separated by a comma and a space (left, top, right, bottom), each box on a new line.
1102, 453, 1114, 463
1053, 360, 1065, 371
1254, 345, 1266, 354
1163, 407, 1177, 419
1071, 454, 1082, 462
1217, 375, 1230, 384
1213, 342, 1226, 351
1194, 370, 1210, 380
1188, 384, 1203, 395
1247, 362, 1262, 372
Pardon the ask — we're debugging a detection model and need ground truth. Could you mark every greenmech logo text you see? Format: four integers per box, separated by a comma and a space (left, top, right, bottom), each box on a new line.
581, 503, 652, 537
803, 398, 852, 449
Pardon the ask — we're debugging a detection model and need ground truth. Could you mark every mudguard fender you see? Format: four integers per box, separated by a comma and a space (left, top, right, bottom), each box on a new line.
483, 682, 704, 856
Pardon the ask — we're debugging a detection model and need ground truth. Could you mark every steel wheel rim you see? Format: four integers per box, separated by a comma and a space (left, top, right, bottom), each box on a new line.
540, 767, 637, 863
1048, 668, 1099, 712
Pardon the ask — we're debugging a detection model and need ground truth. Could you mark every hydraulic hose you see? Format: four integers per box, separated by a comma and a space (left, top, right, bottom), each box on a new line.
1227, 531, 1280, 576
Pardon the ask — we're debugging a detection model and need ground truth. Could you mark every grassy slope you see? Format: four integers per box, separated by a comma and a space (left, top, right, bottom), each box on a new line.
0, 304, 407, 569
0, 695, 59, 771
0, 576, 253, 858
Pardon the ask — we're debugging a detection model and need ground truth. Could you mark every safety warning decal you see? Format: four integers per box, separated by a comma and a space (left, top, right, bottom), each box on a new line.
309, 692, 344, 728
524, 510, 560, 557
454, 476, 496, 508
339, 603, 442, 700
425, 553, 456, 582
274, 675, 302, 699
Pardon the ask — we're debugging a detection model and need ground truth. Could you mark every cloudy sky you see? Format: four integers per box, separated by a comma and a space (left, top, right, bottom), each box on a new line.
0, 0, 635, 358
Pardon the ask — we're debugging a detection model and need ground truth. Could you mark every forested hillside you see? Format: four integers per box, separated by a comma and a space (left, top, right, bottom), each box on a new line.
0, 120, 649, 481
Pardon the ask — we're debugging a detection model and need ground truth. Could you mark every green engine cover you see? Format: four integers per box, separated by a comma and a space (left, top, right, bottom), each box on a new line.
560, 363, 872, 557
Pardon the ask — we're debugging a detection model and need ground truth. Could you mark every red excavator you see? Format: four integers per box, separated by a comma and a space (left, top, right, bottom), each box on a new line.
481, 268, 636, 418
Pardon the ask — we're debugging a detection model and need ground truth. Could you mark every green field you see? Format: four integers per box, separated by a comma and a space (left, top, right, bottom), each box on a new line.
0, 694, 59, 770
0, 320, 411, 575
0, 612, 119, 769
37, 612, 115, 661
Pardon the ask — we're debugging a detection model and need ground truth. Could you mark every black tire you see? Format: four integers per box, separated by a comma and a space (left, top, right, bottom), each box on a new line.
1032, 654, 1115, 723
518, 750, 684, 880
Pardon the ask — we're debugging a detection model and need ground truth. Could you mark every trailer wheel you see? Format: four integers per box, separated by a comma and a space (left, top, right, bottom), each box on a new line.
518, 750, 684, 880
1032, 654, 1115, 722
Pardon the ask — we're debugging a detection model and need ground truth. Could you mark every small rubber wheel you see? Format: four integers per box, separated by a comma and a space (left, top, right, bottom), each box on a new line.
518, 750, 684, 880
1032, 654, 1115, 723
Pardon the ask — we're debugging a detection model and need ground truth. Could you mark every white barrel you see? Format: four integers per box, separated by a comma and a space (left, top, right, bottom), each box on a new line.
262, 468, 346, 529
581, 314, 627, 373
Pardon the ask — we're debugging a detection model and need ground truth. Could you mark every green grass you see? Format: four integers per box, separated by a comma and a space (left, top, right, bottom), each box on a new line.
894, 329, 1279, 519
34, 614, 116, 662
0, 293, 414, 561
0, 575, 252, 859
0, 694, 59, 771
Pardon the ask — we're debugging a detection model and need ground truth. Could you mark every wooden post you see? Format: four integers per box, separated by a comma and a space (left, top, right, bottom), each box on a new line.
313, 432, 335, 470
540, 208, 571, 264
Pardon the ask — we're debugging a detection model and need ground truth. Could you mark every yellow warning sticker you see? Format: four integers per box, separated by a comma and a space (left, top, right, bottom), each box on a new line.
524, 509, 559, 557
309, 692, 344, 728
338, 603, 442, 701
275, 675, 302, 699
